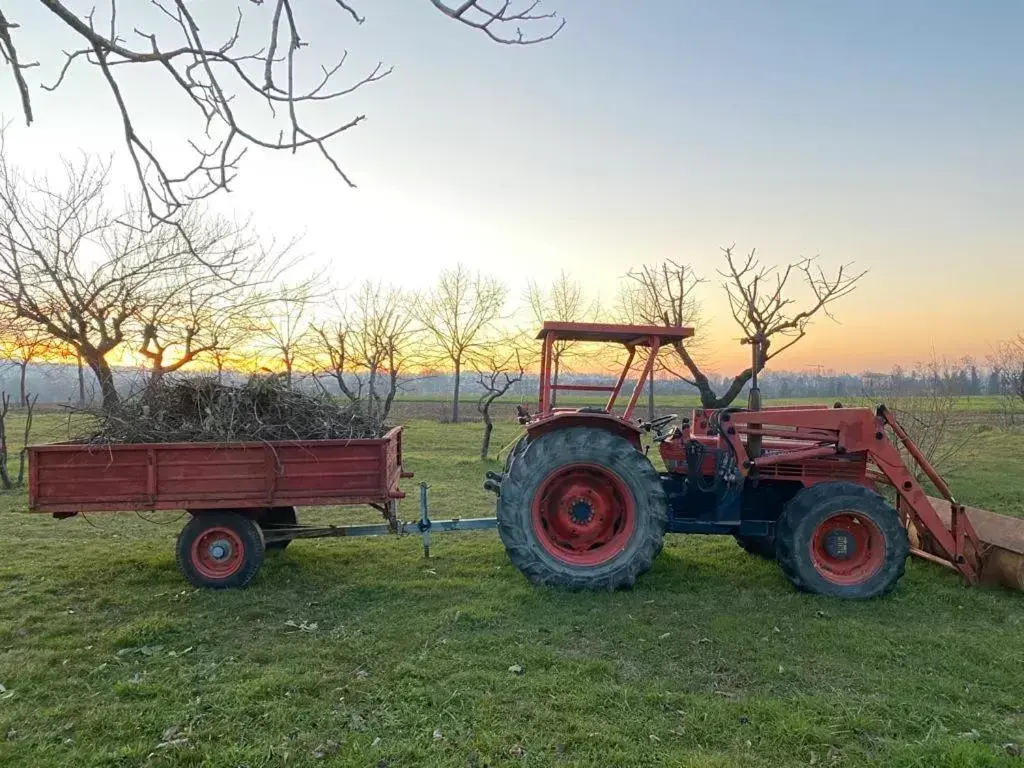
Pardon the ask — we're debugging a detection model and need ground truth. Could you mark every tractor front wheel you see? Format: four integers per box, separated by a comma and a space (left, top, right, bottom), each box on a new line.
497, 427, 667, 590
775, 482, 908, 599
176, 512, 266, 589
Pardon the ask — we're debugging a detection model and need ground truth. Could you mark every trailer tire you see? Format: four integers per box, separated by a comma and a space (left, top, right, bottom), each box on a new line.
775, 482, 908, 599
734, 534, 776, 560
176, 513, 266, 589
497, 427, 667, 590
259, 506, 298, 552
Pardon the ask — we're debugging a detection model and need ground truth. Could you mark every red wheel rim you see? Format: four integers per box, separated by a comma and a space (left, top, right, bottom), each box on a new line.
531, 463, 636, 566
809, 512, 885, 585
190, 526, 245, 579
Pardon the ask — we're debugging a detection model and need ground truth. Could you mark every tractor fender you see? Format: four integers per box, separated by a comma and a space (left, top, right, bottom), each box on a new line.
525, 411, 642, 448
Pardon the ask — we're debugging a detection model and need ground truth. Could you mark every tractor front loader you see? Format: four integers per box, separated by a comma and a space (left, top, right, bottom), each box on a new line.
488, 322, 1024, 598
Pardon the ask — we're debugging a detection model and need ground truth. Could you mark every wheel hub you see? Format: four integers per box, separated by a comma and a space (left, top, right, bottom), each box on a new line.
531, 463, 636, 566
809, 511, 886, 586
822, 529, 856, 560
191, 526, 246, 579
208, 539, 232, 561
569, 499, 593, 525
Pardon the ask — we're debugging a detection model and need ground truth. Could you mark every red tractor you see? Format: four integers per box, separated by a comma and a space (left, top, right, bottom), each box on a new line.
488, 322, 1020, 599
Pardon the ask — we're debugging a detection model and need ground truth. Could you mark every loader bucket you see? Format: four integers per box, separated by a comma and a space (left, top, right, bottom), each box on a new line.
912, 497, 1024, 591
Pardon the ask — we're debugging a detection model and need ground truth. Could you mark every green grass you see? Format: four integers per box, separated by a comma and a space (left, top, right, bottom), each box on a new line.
1, 416, 1023, 767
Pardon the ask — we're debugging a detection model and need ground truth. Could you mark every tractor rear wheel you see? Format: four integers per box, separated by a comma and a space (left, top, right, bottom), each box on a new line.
503, 436, 528, 474
734, 534, 776, 560
176, 512, 265, 589
259, 506, 298, 552
775, 482, 908, 599
497, 427, 667, 590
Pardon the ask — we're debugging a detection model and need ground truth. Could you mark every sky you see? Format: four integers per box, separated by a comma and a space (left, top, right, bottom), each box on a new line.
1, 0, 1022, 375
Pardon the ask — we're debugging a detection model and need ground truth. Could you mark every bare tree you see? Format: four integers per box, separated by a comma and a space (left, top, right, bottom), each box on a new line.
261, 285, 313, 388
0, 142, 282, 406
136, 235, 284, 386
617, 264, 705, 418
857, 358, 973, 475
475, 345, 525, 460
526, 270, 598, 407
418, 264, 505, 423
991, 334, 1024, 425
1, 2, 563, 223
0, 312, 57, 405
312, 310, 363, 405
311, 282, 419, 421
625, 248, 865, 409
0, 390, 36, 489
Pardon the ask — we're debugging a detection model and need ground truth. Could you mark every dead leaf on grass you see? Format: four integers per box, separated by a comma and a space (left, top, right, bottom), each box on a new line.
312, 740, 341, 759
156, 723, 189, 750
284, 620, 319, 633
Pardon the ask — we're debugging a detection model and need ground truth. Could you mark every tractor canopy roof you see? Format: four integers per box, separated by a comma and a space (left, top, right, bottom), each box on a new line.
536, 321, 694, 346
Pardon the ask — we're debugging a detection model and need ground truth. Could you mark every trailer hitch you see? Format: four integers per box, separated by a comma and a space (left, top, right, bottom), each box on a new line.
417, 481, 499, 557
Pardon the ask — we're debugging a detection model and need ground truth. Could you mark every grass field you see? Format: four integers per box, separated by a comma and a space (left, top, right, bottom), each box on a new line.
1, 414, 1023, 767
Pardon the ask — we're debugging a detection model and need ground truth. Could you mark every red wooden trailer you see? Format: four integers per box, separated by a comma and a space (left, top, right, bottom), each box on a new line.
28, 427, 418, 588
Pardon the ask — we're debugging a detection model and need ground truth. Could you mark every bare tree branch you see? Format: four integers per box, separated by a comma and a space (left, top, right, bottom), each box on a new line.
428, 0, 565, 44
309, 282, 419, 421
0, 135, 287, 407
625, 248, 865, 408
0, 1, 562, 223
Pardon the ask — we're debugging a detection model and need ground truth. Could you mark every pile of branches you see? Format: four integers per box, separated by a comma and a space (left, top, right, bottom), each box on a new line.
83, 376, 388, 444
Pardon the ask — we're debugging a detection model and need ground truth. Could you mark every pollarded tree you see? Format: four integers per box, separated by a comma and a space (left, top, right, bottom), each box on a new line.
0, 1, 563, 223
417, 264, 505, 423
624, 247, 865, 409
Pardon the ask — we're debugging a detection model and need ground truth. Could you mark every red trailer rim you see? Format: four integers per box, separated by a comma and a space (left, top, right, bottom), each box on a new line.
191, 527, 245, 579
809, 512, 885, 585
531, 463, 636, 566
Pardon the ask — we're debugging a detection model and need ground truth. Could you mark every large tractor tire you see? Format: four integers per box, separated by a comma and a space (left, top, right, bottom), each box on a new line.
775, 482, 908, 599
259, 506, 299, 552
497, 427, 668, 590
503, 436, 529, 473
176, 512, 266, 589
734, 534, 776, 560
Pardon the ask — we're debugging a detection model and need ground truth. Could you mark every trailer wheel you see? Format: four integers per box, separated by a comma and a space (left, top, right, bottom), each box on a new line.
497, 427, 667, 590
176, 513, 265, 589
260, 506, 298, 552
734, 534, 776, 560
775, 482, 908, 599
